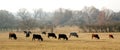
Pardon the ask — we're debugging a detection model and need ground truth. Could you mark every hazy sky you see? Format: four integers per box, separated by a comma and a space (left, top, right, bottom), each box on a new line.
0, 0, 120, 12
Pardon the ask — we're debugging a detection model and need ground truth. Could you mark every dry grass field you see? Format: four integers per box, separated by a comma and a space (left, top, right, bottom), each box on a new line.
0, 32, 120, 50
0, 27, 120, 50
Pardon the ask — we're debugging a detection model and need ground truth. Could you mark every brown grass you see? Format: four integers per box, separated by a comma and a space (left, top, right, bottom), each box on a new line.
0, 26, 120, 50
0, 32, 120, 50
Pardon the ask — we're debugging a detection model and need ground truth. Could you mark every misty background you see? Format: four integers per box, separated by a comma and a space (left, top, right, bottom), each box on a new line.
0, 0, 120, 32
0, 7, 120, 32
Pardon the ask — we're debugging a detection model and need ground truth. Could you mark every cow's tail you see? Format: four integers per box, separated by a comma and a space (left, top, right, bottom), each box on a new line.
32, 38, 35, 41
69, 35, 71, 38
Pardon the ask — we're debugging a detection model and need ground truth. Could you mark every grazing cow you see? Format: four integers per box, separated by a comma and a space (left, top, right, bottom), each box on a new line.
42, 32, 46, 35
69, 32, 78, 38
58, 34, 68, 40
48, 33, 57, 39
92, 34, 100, 39
9, 32, 17, 40
32, 34, 43, 41
109, 34, 114, 39
24, 31, 32, 37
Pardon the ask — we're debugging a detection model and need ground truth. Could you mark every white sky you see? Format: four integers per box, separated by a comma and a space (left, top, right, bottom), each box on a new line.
0, 0, 120, 12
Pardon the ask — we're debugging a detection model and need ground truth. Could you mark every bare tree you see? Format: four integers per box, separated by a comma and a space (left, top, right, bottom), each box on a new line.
33, 9, 48, 32
17, 8, 37, 30
0, 10, 17, 31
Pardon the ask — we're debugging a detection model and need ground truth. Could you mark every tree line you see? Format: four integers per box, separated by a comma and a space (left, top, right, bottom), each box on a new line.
0, 6, 120, 32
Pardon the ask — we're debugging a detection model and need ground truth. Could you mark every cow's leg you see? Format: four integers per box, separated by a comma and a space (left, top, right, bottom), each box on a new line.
48, 36, 50, 38
9, 37, 12, 40
92, 36, 93, 39
32, 38, 35, 41
58, 37, 61, 40
9, 35, 12, 39
38, 38, 40, 41
69, 35, 71, 38
26, 34, 27, 37
9, 36, 11, 39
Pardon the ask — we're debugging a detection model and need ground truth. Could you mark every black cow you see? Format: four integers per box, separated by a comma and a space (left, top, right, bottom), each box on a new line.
109, 34, 114, 39
32, 34, 43, 41
24, 31, 32, 37
9, 32, 17, 40
42, 32, 46, 35
58, 34, 68, 40
92, 34, 100, 39
48, 33, 57, 39
69, 32, 78, 38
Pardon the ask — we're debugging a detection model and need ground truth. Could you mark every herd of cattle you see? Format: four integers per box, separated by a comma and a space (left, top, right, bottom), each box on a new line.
9, 31, 114, 41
